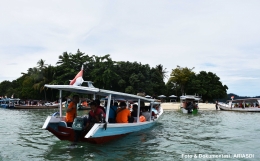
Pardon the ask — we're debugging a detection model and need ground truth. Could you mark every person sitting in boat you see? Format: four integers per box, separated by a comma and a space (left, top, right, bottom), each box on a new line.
193, 101, 198, 109
151, 104, 159, 118
88, 101, 106, 123
107, 100, 118, 123
114, 102, 118, 107
182, 101, 186, 108
131, 104, 138, 117
142, 106, 151, 121
186, 101, 194, 113
65, 95, 80, 127
131, 104, 142, 122
116, 102, 133, 123
94, 99, 106, 114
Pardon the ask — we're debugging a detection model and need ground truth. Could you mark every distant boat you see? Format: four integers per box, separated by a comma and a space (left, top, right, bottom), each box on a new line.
218, 98, 260, 112
13, 101, 65, 109
0, 98, 20, 108
0, 97, 61, 109
179, 95, 201, 114
14, 104, 59, 109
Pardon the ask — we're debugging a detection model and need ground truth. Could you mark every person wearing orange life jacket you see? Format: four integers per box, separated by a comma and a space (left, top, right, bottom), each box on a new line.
65, 95, 79, 127
116, 102, 134, 123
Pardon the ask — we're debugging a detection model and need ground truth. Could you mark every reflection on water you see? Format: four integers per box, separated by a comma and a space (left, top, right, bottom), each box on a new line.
0, 108, 260, 161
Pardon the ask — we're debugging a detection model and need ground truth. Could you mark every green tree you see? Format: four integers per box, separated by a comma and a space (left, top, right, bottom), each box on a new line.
55, 49, 92, 85
0, 80, 12, 97
168, 66, 195, 95
90, 54, 118, 89
186, 71, 228, 102
33, 65, 56, 100
37, 59, 47, 71
155, 64, 168, 80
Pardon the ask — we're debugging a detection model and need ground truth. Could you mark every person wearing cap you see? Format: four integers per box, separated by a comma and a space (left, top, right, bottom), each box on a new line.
116, 102, 132, 123
65, 95, 79, 127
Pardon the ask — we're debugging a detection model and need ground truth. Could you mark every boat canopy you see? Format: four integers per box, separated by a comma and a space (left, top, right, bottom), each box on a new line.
227, 98, 260, 102
0, 98, 20, 101
158, 95, 166, 98
145, 95, 151, 98
180, 95, 201, 101
44, 85, 154, 102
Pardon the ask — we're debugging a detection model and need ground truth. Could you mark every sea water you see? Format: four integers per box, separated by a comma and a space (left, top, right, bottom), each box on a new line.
0, 108, 259, 161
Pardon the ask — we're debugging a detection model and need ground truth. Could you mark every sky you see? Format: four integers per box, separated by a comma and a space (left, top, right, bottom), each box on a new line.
0, 0, 260, 97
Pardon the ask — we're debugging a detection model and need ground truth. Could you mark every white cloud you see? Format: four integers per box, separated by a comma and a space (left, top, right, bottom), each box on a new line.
0, 0, 260, 96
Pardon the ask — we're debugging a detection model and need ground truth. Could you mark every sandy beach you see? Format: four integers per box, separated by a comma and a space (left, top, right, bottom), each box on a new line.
161, 102, 216, 110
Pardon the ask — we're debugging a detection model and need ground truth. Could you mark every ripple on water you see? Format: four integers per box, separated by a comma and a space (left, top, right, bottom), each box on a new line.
1, 109, 260, 160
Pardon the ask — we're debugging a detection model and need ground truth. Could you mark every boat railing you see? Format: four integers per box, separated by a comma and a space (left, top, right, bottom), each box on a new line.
219, 102, 229, 107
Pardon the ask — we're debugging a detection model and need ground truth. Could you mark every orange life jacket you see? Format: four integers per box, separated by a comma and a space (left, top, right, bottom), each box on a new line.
139, 115, 146, 122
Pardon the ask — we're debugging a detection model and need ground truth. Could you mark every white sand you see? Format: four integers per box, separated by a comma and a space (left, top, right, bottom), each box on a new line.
161, 102, 216, 110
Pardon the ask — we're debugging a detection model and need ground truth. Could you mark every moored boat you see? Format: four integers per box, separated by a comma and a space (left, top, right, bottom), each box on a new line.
0, 98, 20, 108
218, 98, 260, 112
179, 95, 201, 114
14, 104, 59, 109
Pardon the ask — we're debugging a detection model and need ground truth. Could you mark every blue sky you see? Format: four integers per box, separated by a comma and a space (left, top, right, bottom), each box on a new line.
0, 0, 260, 97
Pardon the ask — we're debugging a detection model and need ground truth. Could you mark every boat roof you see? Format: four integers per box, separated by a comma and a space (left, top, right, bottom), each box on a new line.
0, 98, 20, 101
44, 85, 155, 102
180, 95, 201, 101
227, 98, 260, 102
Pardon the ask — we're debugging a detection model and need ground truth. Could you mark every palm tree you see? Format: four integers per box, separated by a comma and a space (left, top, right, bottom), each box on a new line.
155, 64, 168, 80
37, 59, 47, 71
57, 52, 71, 65
33, 65, 56, 101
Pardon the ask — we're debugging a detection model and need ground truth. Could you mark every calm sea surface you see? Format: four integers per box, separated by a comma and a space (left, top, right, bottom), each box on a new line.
0, 108, 259, 161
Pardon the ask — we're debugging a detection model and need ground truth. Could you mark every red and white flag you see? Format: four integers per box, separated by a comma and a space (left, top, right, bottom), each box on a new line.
70, 65, 84, 86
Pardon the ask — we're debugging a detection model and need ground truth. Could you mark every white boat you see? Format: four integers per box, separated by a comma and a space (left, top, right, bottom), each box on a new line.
179, 95, 201, 114
14, 104, 59, 109
0, 98, 20, 108
42, 65, 163, 144
42, 85, 163, 144
218, 98, 260, 112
